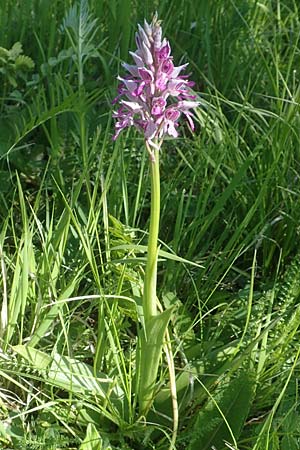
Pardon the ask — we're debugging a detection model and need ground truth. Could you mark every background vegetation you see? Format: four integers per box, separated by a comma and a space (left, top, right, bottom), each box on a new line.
0, 0, 300, 449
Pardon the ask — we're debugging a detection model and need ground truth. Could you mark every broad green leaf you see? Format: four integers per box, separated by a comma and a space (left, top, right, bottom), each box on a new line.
13, 345, 52, 370
48, 354, 115, 398
13, 345, 123, 403
79, 423, 103, 450
138, 307, 173, 414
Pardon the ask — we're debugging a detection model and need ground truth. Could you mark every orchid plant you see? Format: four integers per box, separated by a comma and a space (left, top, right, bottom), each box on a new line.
113, 14, 198, 416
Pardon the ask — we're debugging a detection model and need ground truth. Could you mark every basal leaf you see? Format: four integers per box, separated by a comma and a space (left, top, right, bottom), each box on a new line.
48, 354, 115, 398
13, 345, 52, 370
138, 307, 173, 414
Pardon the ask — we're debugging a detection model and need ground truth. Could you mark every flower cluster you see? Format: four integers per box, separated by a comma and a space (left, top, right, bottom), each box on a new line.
112, 14, 198, 148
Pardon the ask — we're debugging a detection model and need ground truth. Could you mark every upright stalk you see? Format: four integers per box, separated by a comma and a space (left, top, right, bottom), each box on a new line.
112, 12, 198, 425
143, 144, 160, 324
138, 143, 174, 416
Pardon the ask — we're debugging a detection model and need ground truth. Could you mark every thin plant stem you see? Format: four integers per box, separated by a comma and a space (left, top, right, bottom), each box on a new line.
143, 142, 160, 324
138, 141, 173, 416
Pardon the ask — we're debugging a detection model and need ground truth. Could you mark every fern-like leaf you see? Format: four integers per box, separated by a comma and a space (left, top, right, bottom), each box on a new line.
60, 0, 99, 85
188, 370, 255, 450
15, 55, 35, 71
277, 253, 300, 312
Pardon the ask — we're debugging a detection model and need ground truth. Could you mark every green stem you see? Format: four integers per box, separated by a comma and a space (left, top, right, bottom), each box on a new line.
138, 142, 173, 415
143, 144, 160, 324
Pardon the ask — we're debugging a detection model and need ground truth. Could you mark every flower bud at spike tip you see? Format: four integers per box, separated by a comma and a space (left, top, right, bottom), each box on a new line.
112, 14, 199, 146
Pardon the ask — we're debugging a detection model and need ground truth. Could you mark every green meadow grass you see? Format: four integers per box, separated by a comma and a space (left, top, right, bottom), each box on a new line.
0, 0, 300, 449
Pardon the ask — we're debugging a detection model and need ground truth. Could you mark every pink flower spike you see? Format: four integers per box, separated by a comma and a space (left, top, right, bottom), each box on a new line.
112, 14, 199, 144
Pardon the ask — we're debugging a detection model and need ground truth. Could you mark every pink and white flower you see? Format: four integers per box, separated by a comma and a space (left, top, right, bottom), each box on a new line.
112, 14, 199, 147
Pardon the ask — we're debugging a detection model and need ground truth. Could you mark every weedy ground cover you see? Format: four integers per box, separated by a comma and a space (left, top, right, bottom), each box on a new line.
0, 1, 300, 449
